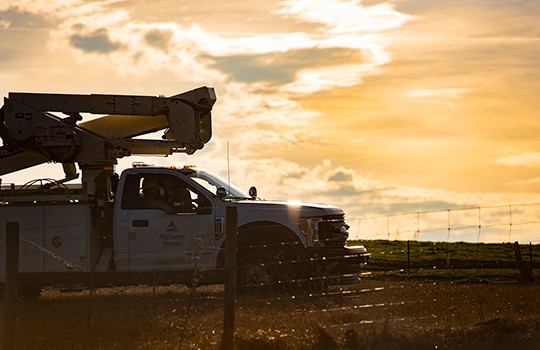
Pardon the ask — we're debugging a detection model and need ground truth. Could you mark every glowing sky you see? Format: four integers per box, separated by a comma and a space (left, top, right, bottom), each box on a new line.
1, 0, 540, 242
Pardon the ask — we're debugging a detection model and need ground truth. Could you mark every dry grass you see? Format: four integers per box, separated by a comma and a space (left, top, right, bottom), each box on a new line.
2, 279, 539, 349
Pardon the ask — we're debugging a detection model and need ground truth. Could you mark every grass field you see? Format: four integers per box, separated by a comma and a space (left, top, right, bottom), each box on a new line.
2, 240, 539, 349
5, 281, 540, 349
354, 239, 540, 283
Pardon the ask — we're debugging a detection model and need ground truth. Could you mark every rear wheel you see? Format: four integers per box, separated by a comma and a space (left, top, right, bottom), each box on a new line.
0, 283, 43, 299
19, 283, 43, 299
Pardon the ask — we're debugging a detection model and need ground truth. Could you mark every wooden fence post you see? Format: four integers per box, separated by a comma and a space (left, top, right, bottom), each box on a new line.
152, 270, 157, 316
88, 270, 94, 324
221, 206, 238, 350
3, 222, 19, 350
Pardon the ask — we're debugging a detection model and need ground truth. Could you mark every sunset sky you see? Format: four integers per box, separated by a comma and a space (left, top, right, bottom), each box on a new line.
1, 0, 540, 242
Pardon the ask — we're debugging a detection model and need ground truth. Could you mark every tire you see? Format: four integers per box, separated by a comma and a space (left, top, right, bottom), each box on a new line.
237, 252, 277, 293
299, 259, 330, 293
0, 282, 43, 299
19, 283, 43, 299
284, 257, 329, 294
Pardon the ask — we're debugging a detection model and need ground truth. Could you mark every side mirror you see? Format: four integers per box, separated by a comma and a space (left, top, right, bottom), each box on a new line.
249, 186, 257, 199
216, 187, 227, 199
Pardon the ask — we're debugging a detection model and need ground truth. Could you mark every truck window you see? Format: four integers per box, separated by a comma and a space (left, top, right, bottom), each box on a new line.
121, 173, 211, 214
121, 174, 170, 210
165, 176, 212, 214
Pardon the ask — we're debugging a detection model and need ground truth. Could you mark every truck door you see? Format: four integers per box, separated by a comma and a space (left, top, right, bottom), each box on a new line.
119, 173, 217, 271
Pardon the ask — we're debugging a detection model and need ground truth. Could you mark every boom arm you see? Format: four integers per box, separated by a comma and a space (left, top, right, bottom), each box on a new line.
0, 87, 216, 176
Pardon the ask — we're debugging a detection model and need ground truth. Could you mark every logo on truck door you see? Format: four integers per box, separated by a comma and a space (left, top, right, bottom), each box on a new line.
166, 220, 178, 232
160, 220, 185, 246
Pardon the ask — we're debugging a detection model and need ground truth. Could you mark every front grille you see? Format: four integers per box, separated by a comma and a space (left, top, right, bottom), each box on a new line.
318, 214, 348, 248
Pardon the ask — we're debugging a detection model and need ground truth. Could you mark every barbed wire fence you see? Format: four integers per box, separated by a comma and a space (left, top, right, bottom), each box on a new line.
348, 203, 540, 244
2, 204, 540, 349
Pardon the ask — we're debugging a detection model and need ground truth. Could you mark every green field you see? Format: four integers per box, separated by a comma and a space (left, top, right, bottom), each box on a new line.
352, 239, 540, 283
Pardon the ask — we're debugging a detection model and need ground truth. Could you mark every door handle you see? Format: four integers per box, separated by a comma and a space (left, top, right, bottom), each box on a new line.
132, 219, 149, 227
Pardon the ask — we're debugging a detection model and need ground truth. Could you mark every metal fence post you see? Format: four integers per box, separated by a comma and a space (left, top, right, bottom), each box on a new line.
221, 206, 238, 350
407, 240, 411, 278
3, 222, 19, 350
530, 242, 534, 274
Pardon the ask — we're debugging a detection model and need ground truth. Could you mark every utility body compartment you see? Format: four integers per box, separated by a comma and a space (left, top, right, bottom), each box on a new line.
0, 200, 101, 281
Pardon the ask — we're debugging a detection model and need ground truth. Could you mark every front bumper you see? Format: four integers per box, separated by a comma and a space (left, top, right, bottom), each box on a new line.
301, 245, 371, 285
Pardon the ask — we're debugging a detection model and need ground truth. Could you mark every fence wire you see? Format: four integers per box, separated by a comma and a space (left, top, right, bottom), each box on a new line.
350, 203, 540, 243
4, 204, 540, 349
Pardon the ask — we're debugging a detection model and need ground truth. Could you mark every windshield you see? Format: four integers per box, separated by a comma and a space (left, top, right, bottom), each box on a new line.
182, 168, 250, 200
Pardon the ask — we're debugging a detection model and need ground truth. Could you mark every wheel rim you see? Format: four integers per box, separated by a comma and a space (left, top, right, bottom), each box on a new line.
243, 260, 273, 291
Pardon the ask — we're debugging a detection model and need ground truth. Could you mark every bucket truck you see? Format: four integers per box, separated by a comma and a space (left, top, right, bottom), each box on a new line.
0, 87, 369, 296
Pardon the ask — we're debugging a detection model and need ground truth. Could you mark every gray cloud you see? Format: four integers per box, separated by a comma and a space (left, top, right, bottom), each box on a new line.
328, 170, 354, 182
144, 29, 173, 52
385, 200, 460, 215
209, 47, 364, 83
70, 28, 121, 53
0, 8, 49, 28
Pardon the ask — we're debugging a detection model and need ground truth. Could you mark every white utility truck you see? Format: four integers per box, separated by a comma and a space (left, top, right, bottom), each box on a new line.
0, 87, 369, 295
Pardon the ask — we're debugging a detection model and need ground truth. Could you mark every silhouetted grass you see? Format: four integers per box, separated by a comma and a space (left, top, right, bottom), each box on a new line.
2, 240, 539, 348
4, 280, 539, 349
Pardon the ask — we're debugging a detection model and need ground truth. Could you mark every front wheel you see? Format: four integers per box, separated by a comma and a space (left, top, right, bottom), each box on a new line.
237, 252, 277, 293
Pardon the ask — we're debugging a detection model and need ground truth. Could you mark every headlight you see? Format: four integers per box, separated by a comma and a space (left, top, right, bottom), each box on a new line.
298, 217, 321, 247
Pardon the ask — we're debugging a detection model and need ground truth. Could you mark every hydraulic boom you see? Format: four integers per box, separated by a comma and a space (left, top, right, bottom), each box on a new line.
0, 87, 216, 178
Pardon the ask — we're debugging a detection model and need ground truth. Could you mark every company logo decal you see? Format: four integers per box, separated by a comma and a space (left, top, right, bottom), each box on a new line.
166, 220, 178, 232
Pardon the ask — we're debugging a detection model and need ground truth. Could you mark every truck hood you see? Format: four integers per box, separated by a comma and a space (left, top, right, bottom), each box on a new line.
233, 199, 345, 216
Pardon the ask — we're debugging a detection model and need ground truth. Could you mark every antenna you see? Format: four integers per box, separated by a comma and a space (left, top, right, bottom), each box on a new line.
227, 141, 231, 192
